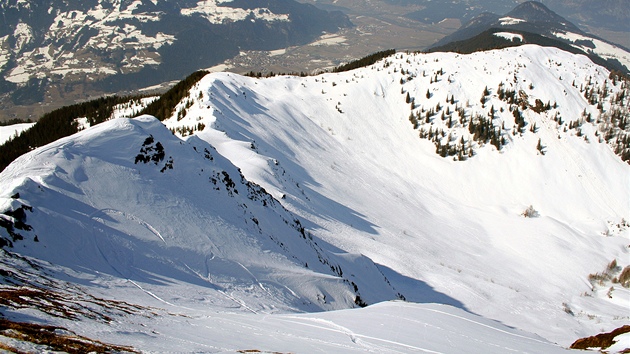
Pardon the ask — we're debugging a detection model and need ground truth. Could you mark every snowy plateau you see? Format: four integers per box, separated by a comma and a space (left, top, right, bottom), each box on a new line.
0, 45, 629, 352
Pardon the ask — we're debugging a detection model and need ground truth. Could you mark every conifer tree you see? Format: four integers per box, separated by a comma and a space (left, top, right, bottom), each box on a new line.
537, 138, 544, 155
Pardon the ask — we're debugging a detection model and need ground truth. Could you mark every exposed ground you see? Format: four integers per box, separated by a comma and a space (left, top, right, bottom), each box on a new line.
221, 12, 456, 75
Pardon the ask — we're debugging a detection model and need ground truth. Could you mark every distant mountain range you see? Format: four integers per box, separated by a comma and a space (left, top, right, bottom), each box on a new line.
542, 0, 629, 32
0, 0, 351, 107
427, 1, 630, 74
387, 0, 629, 33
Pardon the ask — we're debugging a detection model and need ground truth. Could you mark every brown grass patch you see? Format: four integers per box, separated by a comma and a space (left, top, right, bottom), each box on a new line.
617, 266, 630, 287
0, 287, 87, 320
0, 285, 152, 323
0, 318, 137, 353
0, 341, 27, 354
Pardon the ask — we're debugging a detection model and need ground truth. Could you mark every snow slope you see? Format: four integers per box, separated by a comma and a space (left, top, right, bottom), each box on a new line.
0, 115, 572, 353
0, 115, 408, 314
0, 122, 34, 144
0, 44, 628, 352
0, 251, 574, 354
554, 31, 630, 73
164, 44, 629, 346
78, 300, 575, 353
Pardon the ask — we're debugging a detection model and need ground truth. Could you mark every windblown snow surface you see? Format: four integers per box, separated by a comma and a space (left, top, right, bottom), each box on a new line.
0, 44, 628, 352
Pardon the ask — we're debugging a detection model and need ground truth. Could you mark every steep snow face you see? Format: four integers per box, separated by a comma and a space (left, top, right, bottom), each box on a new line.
0, 116, 405, 317
165, 45, 629, 346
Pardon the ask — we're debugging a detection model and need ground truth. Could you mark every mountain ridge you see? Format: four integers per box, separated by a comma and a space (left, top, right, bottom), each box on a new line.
161, 44, 630, 346
428, 1, 630, 74
0, 114, 410, 312
0, 44, 628, 351
505, 1, 583, 33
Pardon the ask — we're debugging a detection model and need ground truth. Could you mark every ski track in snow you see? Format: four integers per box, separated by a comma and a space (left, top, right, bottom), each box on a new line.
414, 306, 552, 345
235, 260, 270, 294
127, 279, 179, 308
180, 261, 262, 314
277, 317, 443, 353
217, 290, 259, 314
90, 208, 167, 244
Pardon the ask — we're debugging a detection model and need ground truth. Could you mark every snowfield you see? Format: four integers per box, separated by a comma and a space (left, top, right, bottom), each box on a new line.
0, 44, 628, 352
85, 300, 575, 353
0, 122, 34, 144
553, 31, 630, 72
494, 32, 524, 42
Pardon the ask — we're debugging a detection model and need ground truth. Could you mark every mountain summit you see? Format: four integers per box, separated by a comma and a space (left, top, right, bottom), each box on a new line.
505, 1, 583, 33
430, 0, 582, 48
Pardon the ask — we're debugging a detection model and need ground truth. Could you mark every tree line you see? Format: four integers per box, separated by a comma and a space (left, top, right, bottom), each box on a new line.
0, 70, 211, 172
139, 70, 209, 121
333, 49, 396, 73
0, 95, 142, 172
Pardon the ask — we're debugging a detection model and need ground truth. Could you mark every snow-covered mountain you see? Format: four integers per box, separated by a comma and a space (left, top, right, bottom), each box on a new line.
0, 44, 629, 351
384, 0, 629, 34
429, 1, 630, 74
0, 113, 410, 310
0, 0, 351, 106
